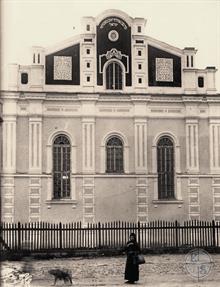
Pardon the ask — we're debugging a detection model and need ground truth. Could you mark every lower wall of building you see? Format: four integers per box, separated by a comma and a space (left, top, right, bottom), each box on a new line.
95, 177, 137, 222
1, 175, 220, 223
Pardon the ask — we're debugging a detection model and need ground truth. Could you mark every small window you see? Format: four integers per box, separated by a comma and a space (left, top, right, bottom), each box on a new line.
186, 55, 189, 67
138, 50, 142, 56
84, 38, 92, 42
138, 78, 142, 84
21, 73, 28, 84
191, 55, 194, 67
137, 26, 141, 33
86, 24, 90, 31
33, 54, 35, 64
38, 53, 40, 64
138, 64, 142, 70
87, 76, 90, 82
135, 40, 144, 44
198, 77, 204, 88
87, 62, 90, 68
86, 49, 90, 55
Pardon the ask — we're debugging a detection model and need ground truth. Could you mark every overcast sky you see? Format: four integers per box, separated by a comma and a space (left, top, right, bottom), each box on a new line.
1, 0, 220, 91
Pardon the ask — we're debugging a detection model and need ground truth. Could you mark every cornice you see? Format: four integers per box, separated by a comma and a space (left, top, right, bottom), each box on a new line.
78, 94, 99, 101
45, 34, 81, 55
182, 96, 204, 103
146, 36, 183, 56
206, 97, 220, 103
2, 90, 220, 104
1, 91, 20, 99
20, 92, 46, 100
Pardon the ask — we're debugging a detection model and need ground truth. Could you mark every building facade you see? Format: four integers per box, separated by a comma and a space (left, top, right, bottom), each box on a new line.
1, 9, 220, 224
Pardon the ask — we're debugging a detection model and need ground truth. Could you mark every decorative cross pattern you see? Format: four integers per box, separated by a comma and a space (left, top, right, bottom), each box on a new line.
54, 56, 72, 80
156, 58, 173, 82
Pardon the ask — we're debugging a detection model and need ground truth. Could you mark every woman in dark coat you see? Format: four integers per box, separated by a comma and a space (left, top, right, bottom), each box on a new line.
124, 233, 140, 284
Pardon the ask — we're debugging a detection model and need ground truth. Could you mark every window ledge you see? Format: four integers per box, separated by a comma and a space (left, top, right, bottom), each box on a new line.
152, 200, 183, 205
46, 199, 77, 208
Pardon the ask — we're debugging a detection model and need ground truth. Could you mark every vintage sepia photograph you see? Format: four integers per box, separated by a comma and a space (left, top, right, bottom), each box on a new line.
1, 0, 220, 286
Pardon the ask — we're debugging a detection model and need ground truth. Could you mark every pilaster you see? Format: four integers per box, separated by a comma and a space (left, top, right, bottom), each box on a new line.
82, 177, 95, 225
82, 118, 95, 173
136, 177, 148, 222
188, 177, 200, 220
186, 119, 199, 172
209, 119, 220, 173
134, 118, 147, 173
29, 118, 42, 173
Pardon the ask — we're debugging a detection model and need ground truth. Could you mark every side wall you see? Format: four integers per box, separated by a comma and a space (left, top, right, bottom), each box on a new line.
1, 95, 220, 223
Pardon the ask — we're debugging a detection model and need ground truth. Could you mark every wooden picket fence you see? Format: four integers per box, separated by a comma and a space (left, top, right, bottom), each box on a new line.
0, 220, 220, 252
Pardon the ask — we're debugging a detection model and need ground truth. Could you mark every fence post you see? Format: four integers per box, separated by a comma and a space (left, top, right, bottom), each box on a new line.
175, 220, 179, 248
18, 222, 21, 250
137, 221, 141, 246
98, 222, 101, 248
59, 222, 62, 250
212, 220, 216, 247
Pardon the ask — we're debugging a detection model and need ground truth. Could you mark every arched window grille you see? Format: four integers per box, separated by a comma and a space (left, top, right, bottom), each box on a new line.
157, 136, 175, 199
53, 135, 71, 199
106, 136, 124, 173
106, 61, 123, 90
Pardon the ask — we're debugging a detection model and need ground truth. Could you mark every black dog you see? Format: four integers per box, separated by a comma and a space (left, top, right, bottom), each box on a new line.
48, 269, 72, 285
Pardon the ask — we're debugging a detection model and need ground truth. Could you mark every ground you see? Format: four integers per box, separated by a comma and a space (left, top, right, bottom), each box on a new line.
1, 253, 220, 286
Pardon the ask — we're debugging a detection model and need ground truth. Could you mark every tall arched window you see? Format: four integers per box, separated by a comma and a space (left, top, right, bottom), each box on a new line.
53, 135, 71, 199
106, 136, 124, 173
157, 136, 175, 199
106, 61, 123, 90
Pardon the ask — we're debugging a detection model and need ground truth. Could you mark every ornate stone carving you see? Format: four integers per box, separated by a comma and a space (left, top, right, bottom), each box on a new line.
156, 58, 173, 82
54, 56, 72, 80
106, 48, 122, 60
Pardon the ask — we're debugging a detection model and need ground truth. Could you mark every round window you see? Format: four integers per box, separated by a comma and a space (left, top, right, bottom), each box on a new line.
108, 30, 119, 42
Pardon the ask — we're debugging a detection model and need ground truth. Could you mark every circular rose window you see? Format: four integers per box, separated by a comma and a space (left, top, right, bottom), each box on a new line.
108, 30, 119, 42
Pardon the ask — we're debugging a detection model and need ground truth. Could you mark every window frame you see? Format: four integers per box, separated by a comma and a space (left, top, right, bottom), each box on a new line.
104, 60, 124, 90
152, 132, 182, 202
157, 136, 175, 200
52, 134, 71, 199
138, 77, 142, 84
106, 136, 124, 173
198, 76, 204, 88
21, 72, 28, 84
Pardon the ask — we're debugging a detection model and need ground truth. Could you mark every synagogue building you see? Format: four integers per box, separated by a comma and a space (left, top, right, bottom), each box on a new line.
1, 9, 220, 224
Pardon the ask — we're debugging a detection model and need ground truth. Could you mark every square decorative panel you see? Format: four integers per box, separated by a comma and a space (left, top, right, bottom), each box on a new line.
156, 58, 173, 82
54, 56, 72, 80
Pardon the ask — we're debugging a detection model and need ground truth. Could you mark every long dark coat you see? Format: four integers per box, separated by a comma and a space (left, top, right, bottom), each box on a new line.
124, 239, 140, 282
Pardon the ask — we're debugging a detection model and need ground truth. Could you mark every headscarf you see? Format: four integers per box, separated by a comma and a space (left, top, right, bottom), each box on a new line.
130, 233, 137, 241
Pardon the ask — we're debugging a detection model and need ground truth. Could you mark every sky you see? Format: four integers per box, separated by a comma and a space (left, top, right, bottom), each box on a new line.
1, 0, 220, 91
